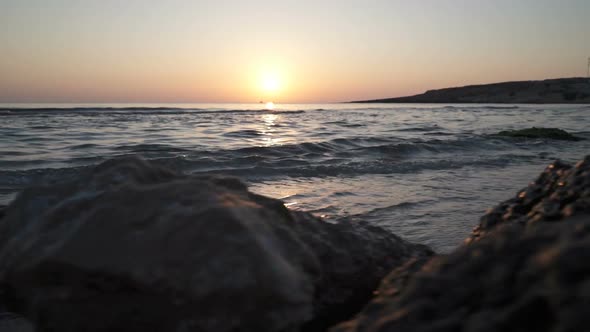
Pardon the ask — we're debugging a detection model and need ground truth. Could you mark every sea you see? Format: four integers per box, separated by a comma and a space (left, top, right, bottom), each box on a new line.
1, 103, 589, 252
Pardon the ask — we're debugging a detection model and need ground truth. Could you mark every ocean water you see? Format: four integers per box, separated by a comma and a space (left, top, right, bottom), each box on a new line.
1, 103, 589, 252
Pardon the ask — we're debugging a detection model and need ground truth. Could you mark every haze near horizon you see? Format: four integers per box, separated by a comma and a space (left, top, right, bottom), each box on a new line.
1, 0, 589, 103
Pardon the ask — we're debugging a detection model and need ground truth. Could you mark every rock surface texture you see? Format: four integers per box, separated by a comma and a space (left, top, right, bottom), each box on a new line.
0, 157, 432, 332
332, 155, 590, 332
472, 155, 590, 240
332, 215, 590, 332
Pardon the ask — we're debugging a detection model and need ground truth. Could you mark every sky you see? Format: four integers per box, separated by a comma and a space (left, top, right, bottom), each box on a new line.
0, 0, 589, 103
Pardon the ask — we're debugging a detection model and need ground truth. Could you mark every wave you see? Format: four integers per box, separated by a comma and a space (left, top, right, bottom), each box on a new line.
220, 135, 520, 159
113, 144, 193, 153
483, 106, 520, 110
0, 153, 539, 191
323, 120, 366, 128
349, 199, 438, 219
396, 125, 442, 132
2, 129, 574, 205
0, 134, 531, 171
223, 129, 264, 138
443, 105, 520, 110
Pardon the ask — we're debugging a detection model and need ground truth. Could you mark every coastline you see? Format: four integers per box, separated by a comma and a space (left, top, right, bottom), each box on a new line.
352, 77, 590, 104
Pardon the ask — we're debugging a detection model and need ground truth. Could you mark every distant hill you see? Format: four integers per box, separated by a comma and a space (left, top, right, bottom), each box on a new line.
353, 78, 590, 104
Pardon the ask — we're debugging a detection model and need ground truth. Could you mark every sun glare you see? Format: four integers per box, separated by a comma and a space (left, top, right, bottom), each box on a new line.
265, 102, 275, 110
256, 66, 289, 102
261, 73, 281, 92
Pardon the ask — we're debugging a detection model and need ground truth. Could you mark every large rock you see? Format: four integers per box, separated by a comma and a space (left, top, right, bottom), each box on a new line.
0, 157, 432, 332
0, 209, 35, 332
332, 156, 590, 332
332, 214, 590, 332
0, 313, 34, 332
471, 155, 590, 241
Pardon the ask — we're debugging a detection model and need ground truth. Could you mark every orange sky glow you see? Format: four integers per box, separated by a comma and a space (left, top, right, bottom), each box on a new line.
1, 1, 589, 103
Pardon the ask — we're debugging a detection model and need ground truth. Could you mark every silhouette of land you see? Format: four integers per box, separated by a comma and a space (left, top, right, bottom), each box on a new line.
353, 77, 590, 104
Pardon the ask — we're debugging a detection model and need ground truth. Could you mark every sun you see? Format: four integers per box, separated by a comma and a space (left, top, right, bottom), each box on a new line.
261, 72, 281, 92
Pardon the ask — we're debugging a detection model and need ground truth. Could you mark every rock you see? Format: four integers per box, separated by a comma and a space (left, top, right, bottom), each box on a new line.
0, 313, 34, 332
0, 208, 35, 332
291, 211, 433, 331
332, 156, 590, 332
331, 214, 590, 332
0, 156, 432, 332
470, 155, 590, 241
496, 127, 583, 141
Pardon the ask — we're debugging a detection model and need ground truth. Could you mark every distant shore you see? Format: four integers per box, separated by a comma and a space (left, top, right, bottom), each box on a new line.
352, 77, 590, 104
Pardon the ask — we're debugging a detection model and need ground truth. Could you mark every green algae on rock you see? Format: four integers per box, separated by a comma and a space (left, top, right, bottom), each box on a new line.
496, 127, 583, 141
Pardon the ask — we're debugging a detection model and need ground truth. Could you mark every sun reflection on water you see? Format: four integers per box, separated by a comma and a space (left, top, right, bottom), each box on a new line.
260, 113, 282, 147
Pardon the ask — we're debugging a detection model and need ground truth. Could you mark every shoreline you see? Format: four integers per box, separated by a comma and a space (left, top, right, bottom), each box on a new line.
352, 77, 590, 104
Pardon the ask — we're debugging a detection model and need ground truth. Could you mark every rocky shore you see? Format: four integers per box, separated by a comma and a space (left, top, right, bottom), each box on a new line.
0, 155, 589, 331
332, 156, 590, 332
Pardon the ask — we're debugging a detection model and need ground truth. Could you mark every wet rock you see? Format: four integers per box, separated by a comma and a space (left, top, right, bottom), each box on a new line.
331, 214, 590, 332
496, 127, 583, 141
470, 155, 590, 241
0, 156, 431, 332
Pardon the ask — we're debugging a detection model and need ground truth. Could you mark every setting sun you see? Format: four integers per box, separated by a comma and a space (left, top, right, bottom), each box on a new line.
260, 72, 282, 92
